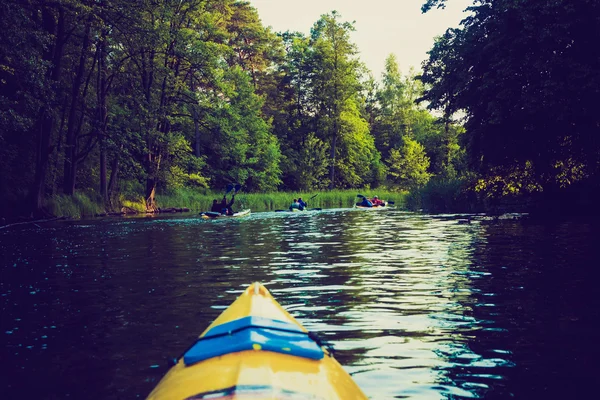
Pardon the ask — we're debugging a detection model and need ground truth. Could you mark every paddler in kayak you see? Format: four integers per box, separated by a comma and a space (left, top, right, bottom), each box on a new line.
298, 197, 307, 210
222, 194, 235, 215
371, 195, 385, 206
358, 197, 373, 207
214, 195, 235, 215
210, 199, 221, 212
289, 198, 300, 211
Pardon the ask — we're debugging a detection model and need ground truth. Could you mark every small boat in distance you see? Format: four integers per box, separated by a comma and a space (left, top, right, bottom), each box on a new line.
354, 194, 395, 209
199, 209, 251, 219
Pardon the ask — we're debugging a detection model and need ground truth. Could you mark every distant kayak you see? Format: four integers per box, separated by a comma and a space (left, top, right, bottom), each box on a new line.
274, 207, 322, 213
146, 283, 368, 399
354, 201, 392, 209
199, 209, 251, 219
354, 195, 395, 209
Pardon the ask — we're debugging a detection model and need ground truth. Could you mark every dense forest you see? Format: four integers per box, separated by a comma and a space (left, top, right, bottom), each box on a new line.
1, 0, 598, 218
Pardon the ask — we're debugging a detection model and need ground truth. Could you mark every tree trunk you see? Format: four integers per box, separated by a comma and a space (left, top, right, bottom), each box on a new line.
107, 153, 120, 209
30, 6, 66, 216
329, 128, 337, 189
98, 23, 109, 204
193, 106, 201, 157
32, 111, 54, 216
145, 177, 158, 212
63, 20, 92, 195
100, 141, 107, 201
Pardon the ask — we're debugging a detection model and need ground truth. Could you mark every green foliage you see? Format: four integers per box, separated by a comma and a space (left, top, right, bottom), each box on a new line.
421, 0, 449, 13
1, 0, 481, 218
309, 12, 369, 189
46, 193, 104, 219
293, 133, 331, 191
474, 162, 544, 198
334, 99, 382, 188
388, 137, 432, 190
119, 197, 147, 213
202, 66, 282, 191
156, 188, 405, 212
421, 0, 600, 193
406, 176, 476, 213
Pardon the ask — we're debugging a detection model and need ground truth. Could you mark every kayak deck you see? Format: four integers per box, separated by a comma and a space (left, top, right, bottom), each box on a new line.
147, 283, 367, 400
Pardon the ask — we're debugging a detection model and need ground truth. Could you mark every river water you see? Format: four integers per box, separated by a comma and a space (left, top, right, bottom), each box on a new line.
1, 209, 599, 399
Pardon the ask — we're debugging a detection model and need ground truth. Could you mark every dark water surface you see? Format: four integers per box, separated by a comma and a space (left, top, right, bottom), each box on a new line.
1, 209, 599, 399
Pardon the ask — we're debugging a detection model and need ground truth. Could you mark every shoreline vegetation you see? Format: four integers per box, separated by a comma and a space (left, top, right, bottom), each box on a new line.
4, 176, 595, 229
2, 2, 597, 227
0, 189, 408, 226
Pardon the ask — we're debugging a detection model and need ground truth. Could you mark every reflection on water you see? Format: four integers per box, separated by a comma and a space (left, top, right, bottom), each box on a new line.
1, 210, 599, 399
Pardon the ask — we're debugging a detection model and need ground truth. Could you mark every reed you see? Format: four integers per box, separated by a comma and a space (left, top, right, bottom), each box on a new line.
405, 177, 476, 213
120, 196, 147, 213
157, 189, 406, 212
46, 192, 104, 218
43, 188, 407, 219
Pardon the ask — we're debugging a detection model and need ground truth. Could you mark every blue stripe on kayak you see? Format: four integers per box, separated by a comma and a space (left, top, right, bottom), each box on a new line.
183, 316, 324, 365
203, 316, 305, 338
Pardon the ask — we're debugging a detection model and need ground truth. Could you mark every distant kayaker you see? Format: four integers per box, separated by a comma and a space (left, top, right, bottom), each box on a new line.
371, 196, 385, 206
298, 197, 307, 211
210, 199, 221, 212
289, 199, 300, 211
358, 197, 373, 207
222, 195, 235, 215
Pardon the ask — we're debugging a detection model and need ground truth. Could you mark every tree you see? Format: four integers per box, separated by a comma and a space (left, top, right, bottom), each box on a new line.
0, 0, 58, 215
270, 31, 319, 189
200, 67, 281, 191
335, 99, 384, 188
371, 54, 411, 161
388, 137, 432, 190
116, 0, 226, 210
421, 0, 600, 193
309, 11, 364, 189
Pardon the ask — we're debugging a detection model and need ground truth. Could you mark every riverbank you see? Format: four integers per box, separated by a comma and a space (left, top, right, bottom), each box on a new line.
0, 189, 407, 225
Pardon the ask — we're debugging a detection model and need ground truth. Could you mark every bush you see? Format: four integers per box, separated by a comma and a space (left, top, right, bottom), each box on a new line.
406, 177, 478, 213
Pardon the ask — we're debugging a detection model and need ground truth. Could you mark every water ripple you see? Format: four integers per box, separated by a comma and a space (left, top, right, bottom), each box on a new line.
1, 211, 599, 399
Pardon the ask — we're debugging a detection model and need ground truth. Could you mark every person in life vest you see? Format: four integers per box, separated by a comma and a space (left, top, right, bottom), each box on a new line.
371, 195, 385, 206
358, 197, 373, 207
210, 199, 221, 212
225, 195, 235, 215
218, 195, 235, 215
298, 197, 307, 211
289, 199, 301, 211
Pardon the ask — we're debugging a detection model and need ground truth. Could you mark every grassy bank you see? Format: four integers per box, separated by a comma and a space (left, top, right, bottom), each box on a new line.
41, 189, 407, 219
45, 193, 106, 219
157, 188, 406, 212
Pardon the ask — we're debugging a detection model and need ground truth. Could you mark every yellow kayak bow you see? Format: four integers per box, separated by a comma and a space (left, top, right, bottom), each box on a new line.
147, 283, 367, 400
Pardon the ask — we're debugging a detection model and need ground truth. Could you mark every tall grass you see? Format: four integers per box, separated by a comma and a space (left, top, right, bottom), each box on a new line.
157, 189, 406, 212
119, 196, 146, 213
406, 178, 478, 213
42, 188, 407, 219
46, 192, 105, 218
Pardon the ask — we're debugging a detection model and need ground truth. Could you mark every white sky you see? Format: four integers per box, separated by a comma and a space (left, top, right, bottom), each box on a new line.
248, 0, 473, 79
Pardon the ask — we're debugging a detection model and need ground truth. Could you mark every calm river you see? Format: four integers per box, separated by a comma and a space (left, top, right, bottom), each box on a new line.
1, 209, 599, 399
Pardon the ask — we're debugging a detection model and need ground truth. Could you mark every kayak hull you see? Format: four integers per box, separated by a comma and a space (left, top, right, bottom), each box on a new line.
200, 209, 251, 219
147, 283, 367, 400
274, 208, 322, 213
